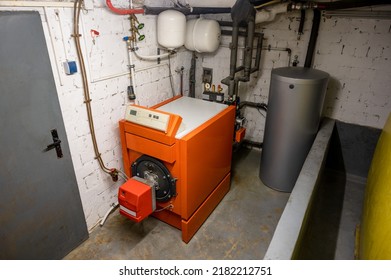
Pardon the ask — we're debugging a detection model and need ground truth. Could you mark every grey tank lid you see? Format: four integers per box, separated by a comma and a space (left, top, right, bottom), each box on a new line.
271, 67, 329, 85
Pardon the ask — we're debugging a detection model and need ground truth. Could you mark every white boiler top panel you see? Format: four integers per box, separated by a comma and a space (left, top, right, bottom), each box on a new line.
157, 97, 228, 139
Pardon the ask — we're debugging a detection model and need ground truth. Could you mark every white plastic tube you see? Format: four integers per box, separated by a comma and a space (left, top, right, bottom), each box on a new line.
133, 49, 172, 60
100, 202, 118, 226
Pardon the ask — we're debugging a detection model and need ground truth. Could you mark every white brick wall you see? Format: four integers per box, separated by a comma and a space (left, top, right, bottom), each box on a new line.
2, 1, 190, 230
4, 1, 390, 231
54, 6, 189, 229
315, 15, 391, 129
200, 10, 391, 142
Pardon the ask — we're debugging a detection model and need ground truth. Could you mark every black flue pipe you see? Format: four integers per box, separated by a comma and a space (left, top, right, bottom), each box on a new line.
298, 9, 305, 37
189, 52, 196, 98
304, 9, 320, 68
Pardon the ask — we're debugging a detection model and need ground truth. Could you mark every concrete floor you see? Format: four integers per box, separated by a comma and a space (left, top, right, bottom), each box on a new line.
64, 147, 290, 260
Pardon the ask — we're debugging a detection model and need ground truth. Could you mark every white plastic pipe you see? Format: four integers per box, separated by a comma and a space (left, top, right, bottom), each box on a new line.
100, 202, 118, 226
133, 49, 172, 60
255, 2, 289, 24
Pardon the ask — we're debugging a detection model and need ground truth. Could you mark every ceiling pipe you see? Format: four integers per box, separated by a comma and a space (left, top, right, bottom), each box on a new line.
106, 0, 144, 15
288, 0, 391, 10
182, 0, 236, 7
314, 0, 391, 10
323, 10, 391, 19
143, 6, 231, 15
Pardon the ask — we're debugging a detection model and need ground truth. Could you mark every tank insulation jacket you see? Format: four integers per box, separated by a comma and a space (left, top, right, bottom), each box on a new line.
157, 10, 186, 50
185, 18, 221, 53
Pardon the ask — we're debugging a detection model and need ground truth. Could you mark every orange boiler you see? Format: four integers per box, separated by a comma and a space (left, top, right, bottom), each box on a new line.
118, 96, 235, 243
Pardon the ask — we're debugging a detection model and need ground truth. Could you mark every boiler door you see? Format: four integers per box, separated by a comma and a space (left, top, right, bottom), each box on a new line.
131, 155, 176, 202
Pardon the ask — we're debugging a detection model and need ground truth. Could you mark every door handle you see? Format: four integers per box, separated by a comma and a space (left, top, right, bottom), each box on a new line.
43, 129, 63, 158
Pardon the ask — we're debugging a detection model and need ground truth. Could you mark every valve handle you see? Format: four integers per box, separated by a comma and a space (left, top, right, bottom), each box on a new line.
138, 34, 145, 41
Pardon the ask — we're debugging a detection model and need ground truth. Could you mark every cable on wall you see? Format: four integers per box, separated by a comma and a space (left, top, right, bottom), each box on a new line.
72, 0, 127, 182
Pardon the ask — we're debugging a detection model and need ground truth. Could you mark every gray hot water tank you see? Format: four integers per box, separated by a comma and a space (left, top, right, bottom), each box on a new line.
260, 67, 329, 192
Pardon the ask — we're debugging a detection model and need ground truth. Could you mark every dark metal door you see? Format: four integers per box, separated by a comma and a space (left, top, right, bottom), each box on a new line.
0, 11, 88, 259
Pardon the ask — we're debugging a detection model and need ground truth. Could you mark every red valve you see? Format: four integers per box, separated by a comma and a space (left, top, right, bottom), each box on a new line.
91, 29, 100, 36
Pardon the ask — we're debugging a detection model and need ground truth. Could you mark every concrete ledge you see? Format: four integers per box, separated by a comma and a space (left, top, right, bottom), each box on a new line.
264, 118, 335, 260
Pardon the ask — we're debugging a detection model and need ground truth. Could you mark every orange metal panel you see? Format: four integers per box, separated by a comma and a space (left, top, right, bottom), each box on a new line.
119, 98, 235, 243
152, 209, 182, 230
179, 105, 235, 219
125, 133, 177, 164
235, 127, 246, 143
181, 173, 231, 243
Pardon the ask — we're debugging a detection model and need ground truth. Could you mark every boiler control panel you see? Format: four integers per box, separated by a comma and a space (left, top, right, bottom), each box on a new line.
125, 105, 170, 133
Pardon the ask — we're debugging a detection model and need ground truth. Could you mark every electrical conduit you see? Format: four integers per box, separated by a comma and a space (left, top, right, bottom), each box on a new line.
73, 0, 121, 181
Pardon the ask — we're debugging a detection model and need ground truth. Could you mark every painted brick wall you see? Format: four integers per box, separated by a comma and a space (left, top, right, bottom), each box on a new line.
2, 1, 190, 230
200, 10, 391, 142
53, 6, 189, 230
5, 1, 390, 231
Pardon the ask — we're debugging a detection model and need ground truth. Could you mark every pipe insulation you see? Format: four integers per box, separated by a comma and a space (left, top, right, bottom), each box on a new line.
144, 6, 231, 15
133, 49, 172, 60
315, 0, 391, 11
255, 2, 289, 24
178, 0, 236, 7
